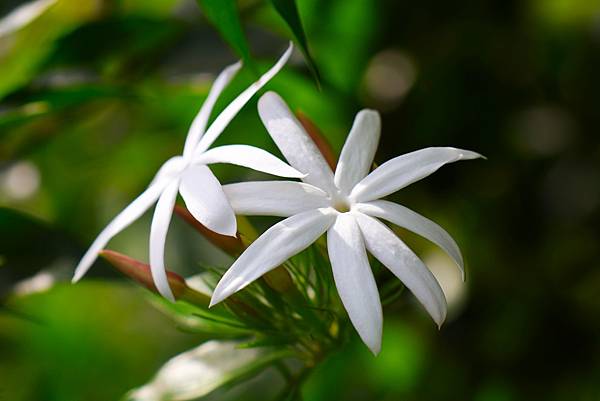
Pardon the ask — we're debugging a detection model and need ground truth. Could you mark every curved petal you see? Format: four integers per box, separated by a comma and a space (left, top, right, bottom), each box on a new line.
223, 181, 330, 217
179, 165, 236, 236
72, 179, 169, 282
210, 208, 336, 306
327, 214, 382, 355
257, 91, 336, 194
182, 62, 242, 159
334, 110, 381, 194
350, 147, 484, 203
355, 200, 464, 278
195, 43, 293, 153
193, 145, 304, 178
354, 212, 447, 327
149, 180, 180, 300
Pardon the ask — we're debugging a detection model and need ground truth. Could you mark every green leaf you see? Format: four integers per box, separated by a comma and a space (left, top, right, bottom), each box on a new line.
197, 0, 252, 65
126, 340, 294, 401
0, 0, 103, 99
268, 0, 320, 85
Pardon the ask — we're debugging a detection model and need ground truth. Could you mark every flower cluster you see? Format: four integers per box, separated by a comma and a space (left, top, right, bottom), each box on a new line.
74, 44, 482, 354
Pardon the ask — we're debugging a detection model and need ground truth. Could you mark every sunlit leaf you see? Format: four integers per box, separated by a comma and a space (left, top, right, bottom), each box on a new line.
127, 340, 293, 401
196, 0, 251, 66
0, 0, 103, 99
268, 0, 320, 84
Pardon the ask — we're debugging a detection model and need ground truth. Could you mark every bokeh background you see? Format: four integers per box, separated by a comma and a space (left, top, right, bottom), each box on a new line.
1, 0, 600, 400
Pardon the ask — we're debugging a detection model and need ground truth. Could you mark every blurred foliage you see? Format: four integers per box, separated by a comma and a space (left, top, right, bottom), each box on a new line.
197, 0, 252, 66
1, 0, 600, 400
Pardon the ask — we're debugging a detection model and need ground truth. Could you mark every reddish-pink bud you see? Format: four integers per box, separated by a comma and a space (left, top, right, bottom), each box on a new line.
99, 250, 212, 306
174, 205, 244, 256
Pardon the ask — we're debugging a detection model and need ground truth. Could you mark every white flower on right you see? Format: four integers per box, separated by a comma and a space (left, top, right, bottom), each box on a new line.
210, 91, 483, 354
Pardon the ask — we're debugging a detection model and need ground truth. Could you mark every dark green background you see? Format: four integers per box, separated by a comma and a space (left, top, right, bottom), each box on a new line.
1, 0, 599, 400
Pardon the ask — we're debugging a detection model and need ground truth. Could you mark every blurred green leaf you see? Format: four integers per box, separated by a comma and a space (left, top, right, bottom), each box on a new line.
268, 0, 320, 85
0, 207, 78, 299
196, 0, 251, 66
0, 0, 104, 99
127, 340, 293, 401
0, 282, 197, 401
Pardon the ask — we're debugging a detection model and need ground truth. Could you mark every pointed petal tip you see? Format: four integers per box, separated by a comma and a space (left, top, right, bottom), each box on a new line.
208, 295, 222, 308
368, 341, 382, 356
162, 290, 176, 303
435, 310, 447, 329
455, 149, 486, 160
222, 60, 243, 75
219, 225, 238, 238
154, 280, 176, 302
71, 265, 86, 283
285, 40, 294, 55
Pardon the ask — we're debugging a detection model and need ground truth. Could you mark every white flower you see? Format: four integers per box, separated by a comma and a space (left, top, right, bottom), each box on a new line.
72, 46, 303, 301
211, 91, 483, 354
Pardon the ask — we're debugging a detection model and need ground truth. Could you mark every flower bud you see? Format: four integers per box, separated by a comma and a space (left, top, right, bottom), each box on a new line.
99, 250, 210, 305
174, 205, 244, 256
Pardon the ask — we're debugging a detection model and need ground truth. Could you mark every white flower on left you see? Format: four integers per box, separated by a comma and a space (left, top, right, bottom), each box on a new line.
73, 45, 303, 300
211, 91, 483, 354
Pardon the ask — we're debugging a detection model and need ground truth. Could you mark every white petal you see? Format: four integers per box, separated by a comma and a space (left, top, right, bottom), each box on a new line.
257, 91, 336, 194
179, 165, 236, 236
195, 43, 293, 153
193, 145, 304, 178
128, 340, 285, 401
210, 208, 336, 306
327, 214, 382, 354
354, 212, 447, 327
72, 179, 169, 283
334, 110, 381, 194
150, 156, 186, 186
350, 147, 483, 202
182, 62, 242, 159
223, 181, 330, 217
149, 180, 180, 301
355, 200, 464, 278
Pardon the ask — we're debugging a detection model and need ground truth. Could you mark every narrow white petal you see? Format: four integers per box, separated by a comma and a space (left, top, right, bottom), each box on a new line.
354, 212, 447, 326
257, 91, 336, 194
210, 208, 336, 306
72, 179, 169, 282
350, 147, 483, 203
327, 214, 382, 354
149, 181, 180, 301
179, 165, 237, 236
224, 181, 330, 217
355, 200, 464, 278
195, 43, 293, 153
182, 62, 243, 159
193, 145, 304, 178
0, 0, 56, 37
334, 110, 381, 194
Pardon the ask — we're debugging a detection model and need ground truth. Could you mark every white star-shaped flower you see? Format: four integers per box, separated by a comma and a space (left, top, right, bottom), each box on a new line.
73, 46, 304, 300
211, 91, 483, 354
